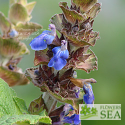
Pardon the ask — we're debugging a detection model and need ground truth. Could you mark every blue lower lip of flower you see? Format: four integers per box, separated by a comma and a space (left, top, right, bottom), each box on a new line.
84, 93, 94, 104
52, 47, 69, 59
63, 114, 80, 125
30, 38, 47, 50
29, 31, 55, 51
48, 57, 67, 70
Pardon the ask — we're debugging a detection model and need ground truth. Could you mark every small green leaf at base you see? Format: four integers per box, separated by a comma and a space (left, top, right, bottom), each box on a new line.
0, 78, 28, 116
0, 78, 52, 125
0, 114, 51, 125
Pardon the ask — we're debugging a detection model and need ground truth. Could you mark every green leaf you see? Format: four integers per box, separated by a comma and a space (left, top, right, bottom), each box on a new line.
0, 79, 51, 124
0, 12, 11, 35
72, 0, 98, 13
0, 78, 28, 117
28, 95, 48, 115
0, 114, 51, 125
0, 37, 29, 59
13, 97, 29, 114
25, 1, 36, 15
0, 66, 29, 86
50, 14, 63, 32
59, 2, 86, 24
9, 3, 29, 25
15, 22, 42, 41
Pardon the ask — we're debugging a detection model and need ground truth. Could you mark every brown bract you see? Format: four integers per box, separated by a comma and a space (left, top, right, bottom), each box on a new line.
25, 65, 83, 111
65, 46, 98, 73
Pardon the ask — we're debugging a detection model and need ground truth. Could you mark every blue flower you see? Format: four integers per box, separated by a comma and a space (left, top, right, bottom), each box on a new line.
29, 24, 56, 50
48, 40, 69, 70
83, 83, 94, 104
63, 104, 80, 125
63, 114, 80, 125
52, 104, 81, 125
9, 29, 18, 38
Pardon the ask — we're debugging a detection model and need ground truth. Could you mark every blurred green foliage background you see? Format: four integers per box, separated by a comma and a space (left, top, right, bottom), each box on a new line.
0, 0, 125, 125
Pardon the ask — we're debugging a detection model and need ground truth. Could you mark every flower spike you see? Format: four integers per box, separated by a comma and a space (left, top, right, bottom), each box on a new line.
29, 24, 56, 50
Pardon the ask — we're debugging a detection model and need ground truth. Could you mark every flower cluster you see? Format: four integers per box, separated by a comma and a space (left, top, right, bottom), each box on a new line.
30, 24, 69, 70
26, 0, 101, 124
50, 104, 80, 125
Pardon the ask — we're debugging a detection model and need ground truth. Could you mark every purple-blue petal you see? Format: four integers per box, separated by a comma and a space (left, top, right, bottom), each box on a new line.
83, 83, 94, 104
60, 50, 69, 59
29, 29, 55, 50
83, 93, 94, 104
83, 83, 93, 94
29, 36, 47, 50
63, 114, 80, 124
48, 57, 54, 67
52, 47, 69, 59
42, 30, 51, 34
63, 116, 72, 124
73, 114, 80, 124
53, 58, 67, 70
52, 47, 61, 55
9, 29, 18, 38
44, 34, 55, 45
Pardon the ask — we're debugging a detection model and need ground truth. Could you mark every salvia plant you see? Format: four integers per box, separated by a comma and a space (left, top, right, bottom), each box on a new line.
0, 0, 101, 125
